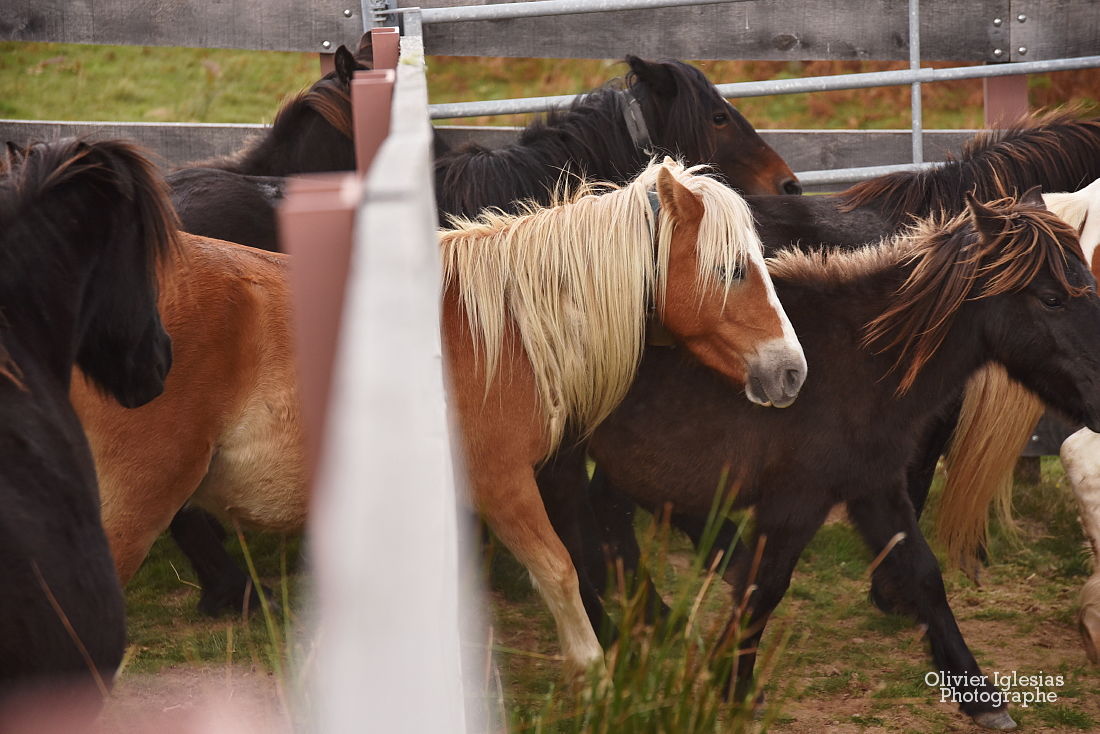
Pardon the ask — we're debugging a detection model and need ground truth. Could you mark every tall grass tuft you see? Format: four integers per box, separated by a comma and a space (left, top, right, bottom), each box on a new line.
505, 476, 792, 733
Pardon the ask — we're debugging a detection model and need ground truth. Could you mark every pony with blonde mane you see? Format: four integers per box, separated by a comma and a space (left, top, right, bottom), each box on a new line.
443, 158, 805, 673
937, 177, 1100, 663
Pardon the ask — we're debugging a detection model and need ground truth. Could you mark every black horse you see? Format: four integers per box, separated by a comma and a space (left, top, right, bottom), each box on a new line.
563, 112, 1100, 621
164, 39, 373, 252
0, 139, 176, 710
572, 192, 1100, 729
434, 55, 800, 225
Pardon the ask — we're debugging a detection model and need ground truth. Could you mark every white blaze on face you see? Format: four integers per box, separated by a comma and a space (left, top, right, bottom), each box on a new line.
744, 246, 807, 408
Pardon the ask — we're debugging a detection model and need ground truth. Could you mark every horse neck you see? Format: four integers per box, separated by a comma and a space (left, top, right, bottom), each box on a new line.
220, 109, 355, 176
778, 260, 988, 430
435, 96, 649, 226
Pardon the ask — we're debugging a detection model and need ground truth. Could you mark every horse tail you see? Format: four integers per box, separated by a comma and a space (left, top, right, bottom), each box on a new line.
937, 363, 1044, 567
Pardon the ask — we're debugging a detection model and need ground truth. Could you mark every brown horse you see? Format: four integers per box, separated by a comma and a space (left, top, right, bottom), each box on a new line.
85, 159, 804, 675
74, 235, 304, 585
442, 159, 804, 673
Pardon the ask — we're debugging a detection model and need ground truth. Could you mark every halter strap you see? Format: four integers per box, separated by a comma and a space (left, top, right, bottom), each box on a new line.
645, 187, 677, 348
619, 88, 655, 156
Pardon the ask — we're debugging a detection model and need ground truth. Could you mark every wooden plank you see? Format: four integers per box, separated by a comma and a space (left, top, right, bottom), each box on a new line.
0, 0, 364, 53
0, 120, 262, 169
1, 119, 980, 182
404, 0, 1017, 61
1010, 0, 1100, 61
436, 125, 978, 176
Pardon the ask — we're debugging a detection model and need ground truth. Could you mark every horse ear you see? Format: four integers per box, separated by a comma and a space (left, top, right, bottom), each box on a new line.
1018, 184, 1046, 210
334, 45, 358, 85
626, 56, 677, 97
965, 192, 1006, 241
4, 141, 24, 168
656, 166, 703, 224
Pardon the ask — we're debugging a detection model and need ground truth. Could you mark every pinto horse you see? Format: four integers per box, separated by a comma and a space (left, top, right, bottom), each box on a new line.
0, 139, 175, 705
442, 159, 804, 673
578, 191, 1100, 728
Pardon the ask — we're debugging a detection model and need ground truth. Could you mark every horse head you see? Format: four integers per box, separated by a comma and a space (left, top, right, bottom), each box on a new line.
626, 56, 801, 197
652, 161, 806, 407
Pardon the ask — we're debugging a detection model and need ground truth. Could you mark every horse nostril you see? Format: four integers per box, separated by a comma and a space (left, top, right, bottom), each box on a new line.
782, 178, 803, 196
783, 367, 803, 394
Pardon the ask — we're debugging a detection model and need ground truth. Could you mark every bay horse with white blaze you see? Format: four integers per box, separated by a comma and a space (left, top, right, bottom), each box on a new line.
0, 138, 175, 708
574, 191, 1100, 728
442, 158, 804, 673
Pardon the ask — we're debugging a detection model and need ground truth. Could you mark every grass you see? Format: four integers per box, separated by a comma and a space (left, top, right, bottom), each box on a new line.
3, 42, 1098, 129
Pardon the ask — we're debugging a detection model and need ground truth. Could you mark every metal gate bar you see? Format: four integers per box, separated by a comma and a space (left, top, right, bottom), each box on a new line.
428, 54, 1100, 119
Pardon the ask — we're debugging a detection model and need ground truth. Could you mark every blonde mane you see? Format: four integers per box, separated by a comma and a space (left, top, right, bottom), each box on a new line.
440, 158, 760, 454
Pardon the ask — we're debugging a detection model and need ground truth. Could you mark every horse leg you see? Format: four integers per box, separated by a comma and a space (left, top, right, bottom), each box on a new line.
475, 467, 604, 677
168, 507, 264, 617
588, 467, 672, 624
1059, 428, 1100, 664
872, 396, 963, 614
846, 488, 1015, 730
722, 501, 832, 705
537, 445, 611, 639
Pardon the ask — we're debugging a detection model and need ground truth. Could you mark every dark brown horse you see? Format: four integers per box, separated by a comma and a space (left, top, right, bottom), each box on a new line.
569, 113, 1100, 615
0, 138, 176, 711
577, 192, 1100, 729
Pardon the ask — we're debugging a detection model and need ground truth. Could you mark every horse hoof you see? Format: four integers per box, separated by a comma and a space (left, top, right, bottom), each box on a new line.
972, 710, 1017, 730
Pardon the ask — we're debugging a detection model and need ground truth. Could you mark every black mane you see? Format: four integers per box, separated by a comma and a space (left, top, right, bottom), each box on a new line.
434, 59, 735, 224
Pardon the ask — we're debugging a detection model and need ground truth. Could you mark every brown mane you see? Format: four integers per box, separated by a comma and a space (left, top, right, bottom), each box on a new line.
840, 110, 1100, 224
862, 195, 1088, 394
275, 77, 354, 140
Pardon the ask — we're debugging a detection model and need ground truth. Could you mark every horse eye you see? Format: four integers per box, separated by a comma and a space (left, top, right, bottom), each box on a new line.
716, 263, 744, 282
712, 112, 729, 126
1040, 294, 1064, 309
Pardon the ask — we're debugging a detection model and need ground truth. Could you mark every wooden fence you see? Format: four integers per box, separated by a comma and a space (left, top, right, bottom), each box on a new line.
3, 3, 1100, 728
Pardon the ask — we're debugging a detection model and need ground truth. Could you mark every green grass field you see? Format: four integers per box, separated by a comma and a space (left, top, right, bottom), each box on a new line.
2, 42, 1097, 128
3, 41, 1099, 731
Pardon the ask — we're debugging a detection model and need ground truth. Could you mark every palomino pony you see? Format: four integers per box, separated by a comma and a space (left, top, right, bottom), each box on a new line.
82, 160, 805, 675
442, 158, 804, 674
167, 54, 803, 617
568, 112, 1100, 617
0, 139, 175, 705
580, 191, 1100, 728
